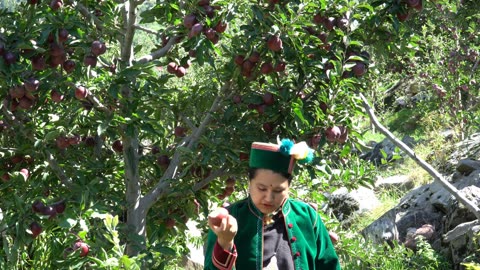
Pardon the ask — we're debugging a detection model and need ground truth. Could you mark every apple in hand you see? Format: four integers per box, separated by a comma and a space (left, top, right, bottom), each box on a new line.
208, 207, 229, 227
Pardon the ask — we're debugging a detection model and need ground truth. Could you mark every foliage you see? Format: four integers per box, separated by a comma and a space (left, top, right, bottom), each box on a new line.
337, 233, 451, 270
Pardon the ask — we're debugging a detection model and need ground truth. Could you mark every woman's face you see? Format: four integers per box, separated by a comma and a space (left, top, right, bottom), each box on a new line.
249, 169, 290, 215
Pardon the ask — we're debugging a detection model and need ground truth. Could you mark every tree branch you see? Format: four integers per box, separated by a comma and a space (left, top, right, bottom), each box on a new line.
120, 0, 139, 64
192, 167, 228, 192
142, 81, 232, 208
74, 2, 104, 31
358, 93, 480, 220
134, 24, 160, 36
136, 36, 178, 64
45, 150, 73, 187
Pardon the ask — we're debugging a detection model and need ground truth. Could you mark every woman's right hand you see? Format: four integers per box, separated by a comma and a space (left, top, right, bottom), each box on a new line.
208, 208, 238, 250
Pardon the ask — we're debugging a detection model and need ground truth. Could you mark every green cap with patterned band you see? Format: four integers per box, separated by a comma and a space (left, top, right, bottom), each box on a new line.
249, 142, 295, 174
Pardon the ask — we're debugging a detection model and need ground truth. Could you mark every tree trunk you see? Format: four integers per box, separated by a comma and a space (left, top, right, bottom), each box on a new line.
123, 132, 147, 256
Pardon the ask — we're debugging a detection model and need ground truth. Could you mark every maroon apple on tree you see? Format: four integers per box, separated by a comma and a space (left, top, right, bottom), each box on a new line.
234, 55, 245, 66
183, 14, 197, 29
91, 40, 107, 56
73, 241, 89, 257
174, 126, 186, 137
58, 28, 69, 43
352, 62, 366, 77
112, 140, 123, 153
260, 62, 274, 74
83, 55, 97, 67
63, 59, 76, 73
167, 62, 178, 74
215, 21, 227, 33
3, 51, 17, 65
175, 66, 187, 77
267, 35, 283, 52
156, 154, 170, 169
188, 23, 203, 38
262, 92, 275, 105
75, 86, 89, 100
30, 221, 42, 238
24, 78, 40, 92
325, 126, 341, 142
32, 200, 46, 213
232, 95, 242, 104
50, 90, 64, 103
50, 0, 62, 10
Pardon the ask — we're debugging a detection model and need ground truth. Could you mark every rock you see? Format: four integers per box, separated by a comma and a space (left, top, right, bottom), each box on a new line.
360, 136, 416, 166
328, 187, 380, 224
375, 175, 414, 192
456, 159, 480, 176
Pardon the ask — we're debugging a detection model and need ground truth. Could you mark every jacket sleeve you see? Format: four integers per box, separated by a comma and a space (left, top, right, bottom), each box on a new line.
203, 229, 237, 270
314, 212, 342, 270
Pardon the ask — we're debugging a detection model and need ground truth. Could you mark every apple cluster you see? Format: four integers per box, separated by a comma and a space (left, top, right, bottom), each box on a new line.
183, 0, 227, 43
55, 134, 82, 150
234, 45, 286, 79
1, 154, 33, 183
6, 78, 39, 111
32, 199, 66, 219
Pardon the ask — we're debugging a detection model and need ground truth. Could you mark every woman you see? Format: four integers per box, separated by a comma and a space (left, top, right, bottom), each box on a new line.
204, 139, 341, 270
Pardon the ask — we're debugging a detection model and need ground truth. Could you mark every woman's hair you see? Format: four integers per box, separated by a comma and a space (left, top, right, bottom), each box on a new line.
248, 167, 293, 185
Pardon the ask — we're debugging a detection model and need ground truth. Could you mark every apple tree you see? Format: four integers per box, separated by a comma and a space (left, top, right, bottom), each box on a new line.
1, 0, 471, 268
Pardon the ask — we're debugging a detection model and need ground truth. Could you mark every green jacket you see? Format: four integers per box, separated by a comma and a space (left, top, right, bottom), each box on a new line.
204, 197, 341, 270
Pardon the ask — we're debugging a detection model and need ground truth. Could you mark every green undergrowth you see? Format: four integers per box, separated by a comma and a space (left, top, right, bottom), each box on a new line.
339, 104, 462, 269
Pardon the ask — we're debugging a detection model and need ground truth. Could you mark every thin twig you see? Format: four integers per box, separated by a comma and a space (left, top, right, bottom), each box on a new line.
136, 35, 179, 64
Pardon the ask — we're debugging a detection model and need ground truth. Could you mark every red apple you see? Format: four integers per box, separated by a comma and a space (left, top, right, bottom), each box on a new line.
63, 59, 76, 73
232, 95, 242, 104
352, 62, 366, 77
24, 78, 40, 92
3, 51, 17, 65
164, 218, 176, 229
156, 154, 170, 169
58, 28, 69, 43
112, 140, 123, 153
20, 168, 29, 180
31, 55, 47, 71
274, 61, 286, 72
50, 90, 64, 103
1, 173, 10, 182
167, 62, 178, 74
242, 60, 254, 72
83, 55, 97, 67
18, 97, 34, 110
324, 17, 336, 31
225, 177, 236, 187
9, 85, 25, 99
262, 122, 274, 133
183, 14, 197, 29
174, 126, 186, 137
30, 221, 42, 238
50, 0, 63, 10
208, 207, 229, 226
189, 23, 203, 38
53, 200, 66, 214
260, 62, 274, 74
32, 200, 46, 213
267, 35, 283, 52
73, 241, 89, 257
175, 66, 186, 77
234, 55, 245, 66
262, 92, 275, 105
325, 126, 341, 142
91, 40, 107, 56
248, 51, 260, 63
75, 86, 89, 100
215, 21, 227, 33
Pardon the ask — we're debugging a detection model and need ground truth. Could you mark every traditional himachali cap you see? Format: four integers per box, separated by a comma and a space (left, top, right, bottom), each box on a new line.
249, 137, 315, 174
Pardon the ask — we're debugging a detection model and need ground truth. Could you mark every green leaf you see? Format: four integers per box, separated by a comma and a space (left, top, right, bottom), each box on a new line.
59, 218, 78, 228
